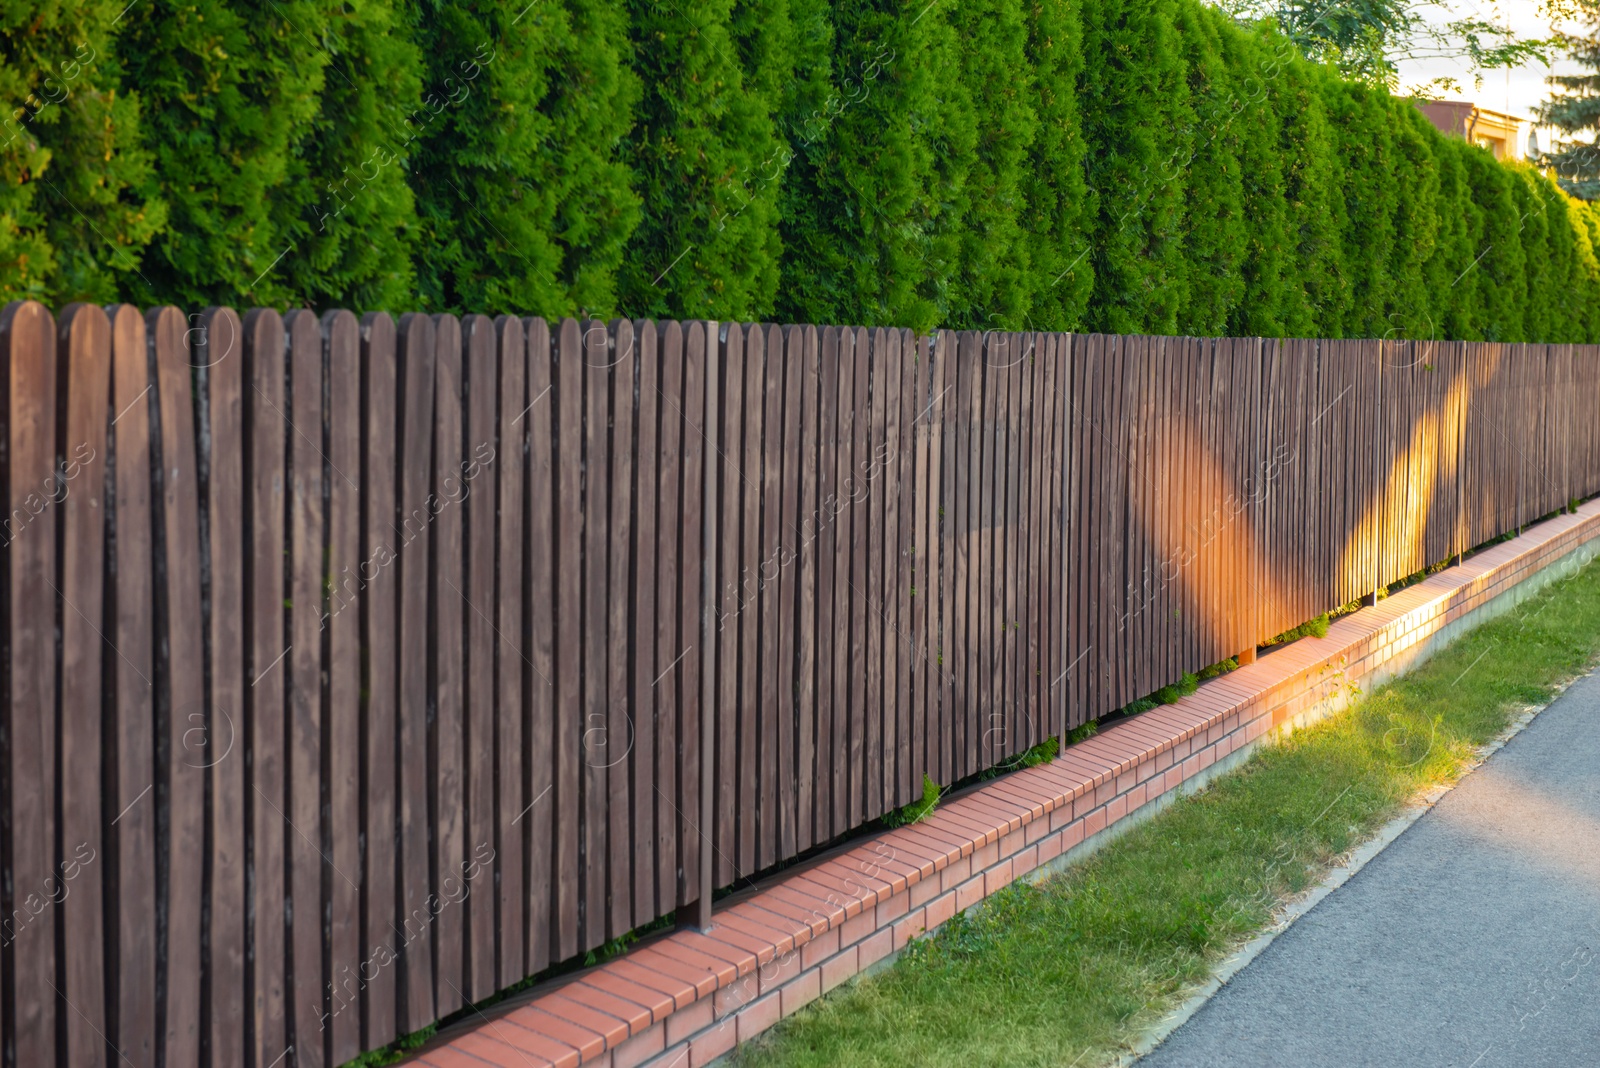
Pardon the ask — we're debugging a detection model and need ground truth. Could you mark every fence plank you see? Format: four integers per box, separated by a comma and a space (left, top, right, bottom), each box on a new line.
713, 324, 743, 884
199, 305, 246, 1068
430, 312, 466, 1015
494, 314, 527, 988
797, 324, 819, 844
322, 309, 362, 1063
242, 308, 290, 1065
56, 304, 110, 1068
816, 327, 840, 841
357, 312, 399, 1045
679, 321, 709, 909
463, 314, 498, 997
608, 319, 637, 937
284, 309, 328, 1067
732, 322, 759, 874
523, 316, 557, 972
653, 321, 685, 905
395, 313, 437, 1029
150, 307, 208, 1067
3, 301, 56, 1067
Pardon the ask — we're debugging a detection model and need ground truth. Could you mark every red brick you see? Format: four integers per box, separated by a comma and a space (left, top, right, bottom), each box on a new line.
1011, 843, 1039, 879
892, 906, 927, 949
1037, 829, 1063, 865
997, 829, 1025, 859
757, 946, 804, 996
820, 944, 859, 993
924, 889, 957, 932
1083, 805, 1107, 837
689, 1018, 737, 1067
940, 855, 972, 892
857, 926, 894, 969
910, 873, 942, 907
985, 858, 1015, 894
714, 975, 761, 1019
800, 927, 840, 970
665, 996, 714, 1046
1106, 793, 1128, 823
840, 905, 876, 947
736, 992, 783, 1044
875, 891, 910, 926
956, 875, 985, 912
971, 841, 1000, 871
611, 1022, 666, 1068
780, 967, 822, 1016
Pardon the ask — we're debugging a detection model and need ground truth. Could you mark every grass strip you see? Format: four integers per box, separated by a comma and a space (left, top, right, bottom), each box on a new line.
735, 556, 1600, 1068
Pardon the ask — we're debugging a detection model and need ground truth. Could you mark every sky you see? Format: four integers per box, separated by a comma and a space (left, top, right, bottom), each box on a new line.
1394, 0, 1591, 153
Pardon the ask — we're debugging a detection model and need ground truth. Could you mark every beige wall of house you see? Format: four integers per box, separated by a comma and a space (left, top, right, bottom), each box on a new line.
1416, 99, 1529, 160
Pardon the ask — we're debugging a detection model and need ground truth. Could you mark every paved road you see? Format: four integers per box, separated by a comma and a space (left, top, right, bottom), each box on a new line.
1138, 669, 1600, 1068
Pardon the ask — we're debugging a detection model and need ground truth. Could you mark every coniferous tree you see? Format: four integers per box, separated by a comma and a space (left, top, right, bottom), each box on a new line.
410, 0, 639, 317
1078, 0, 1194, 334
617, 0, 788, 321
1, 0, 162, 303
774, 0, 969, 332
1018, 0, 1092, 332
121, 0, 332, 307
942, 0, 1035, 331
1538, 1, 1600, 200
285, 0, 422, 312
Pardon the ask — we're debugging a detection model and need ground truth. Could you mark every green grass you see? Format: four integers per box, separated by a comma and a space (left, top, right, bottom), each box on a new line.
734, 557, 1600, 1068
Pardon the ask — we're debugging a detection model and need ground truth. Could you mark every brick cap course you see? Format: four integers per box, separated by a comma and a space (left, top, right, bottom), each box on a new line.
406, 502, 1600, 1068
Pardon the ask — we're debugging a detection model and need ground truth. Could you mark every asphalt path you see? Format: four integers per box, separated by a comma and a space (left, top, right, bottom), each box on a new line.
1137, 669, 1600, 1068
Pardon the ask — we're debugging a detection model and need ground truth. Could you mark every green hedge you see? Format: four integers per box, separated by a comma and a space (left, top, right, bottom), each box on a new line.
4, 0, 1598, 341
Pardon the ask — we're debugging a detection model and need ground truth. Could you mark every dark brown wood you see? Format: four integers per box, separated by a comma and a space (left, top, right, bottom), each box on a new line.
322, 309, 361, 1064
522, 316, 557, 972
203, 327, 258, 1058
756, 323, 782, 865
835, 328, 861, 832
242, 307, 288, 1066
879, 328, 902, 801
151, 306, 207, 1067
494, 314, 527, 987
430, 313, 466, 1015
778, 325, 801, 851
607, 319, 637, 937
652, 321, 684, 911
679, 322, 708, 912
738, 323, 764, 869
3, 301, 56, 1068
395, 313, 436, 1029
357, 311, 399, 1046
715, 324, 745, 883
581, 318, 610, 949
796, 325, 819, 845
55, 304, 110, 1068
284, 309, 327, 1068
909, 333, 932, 795
460, 314, 498, 998
629, 319, 660, 918
815, 327, 840, 842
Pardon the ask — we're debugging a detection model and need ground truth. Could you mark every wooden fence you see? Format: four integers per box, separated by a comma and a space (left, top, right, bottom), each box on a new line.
2, 300, 1596, 1066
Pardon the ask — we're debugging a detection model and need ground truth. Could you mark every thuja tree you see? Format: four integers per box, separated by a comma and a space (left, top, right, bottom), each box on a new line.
0, 0, 161, 303
939, 0, 1034, 331
616, 0, 789, 321
774, 0, 966, 332
410, 0, 640, 317
284, 0, 422, 312
120, 0, 332, 307
1018, 0, 1093, 332
1077, 0, 1194, 335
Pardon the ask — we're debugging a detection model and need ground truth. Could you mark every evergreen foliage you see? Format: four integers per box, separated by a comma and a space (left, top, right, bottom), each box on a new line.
411, 0, 639, 317
1538, 0, 1600, 200
2, 0, 1597, 344
0, 0, 161, 303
